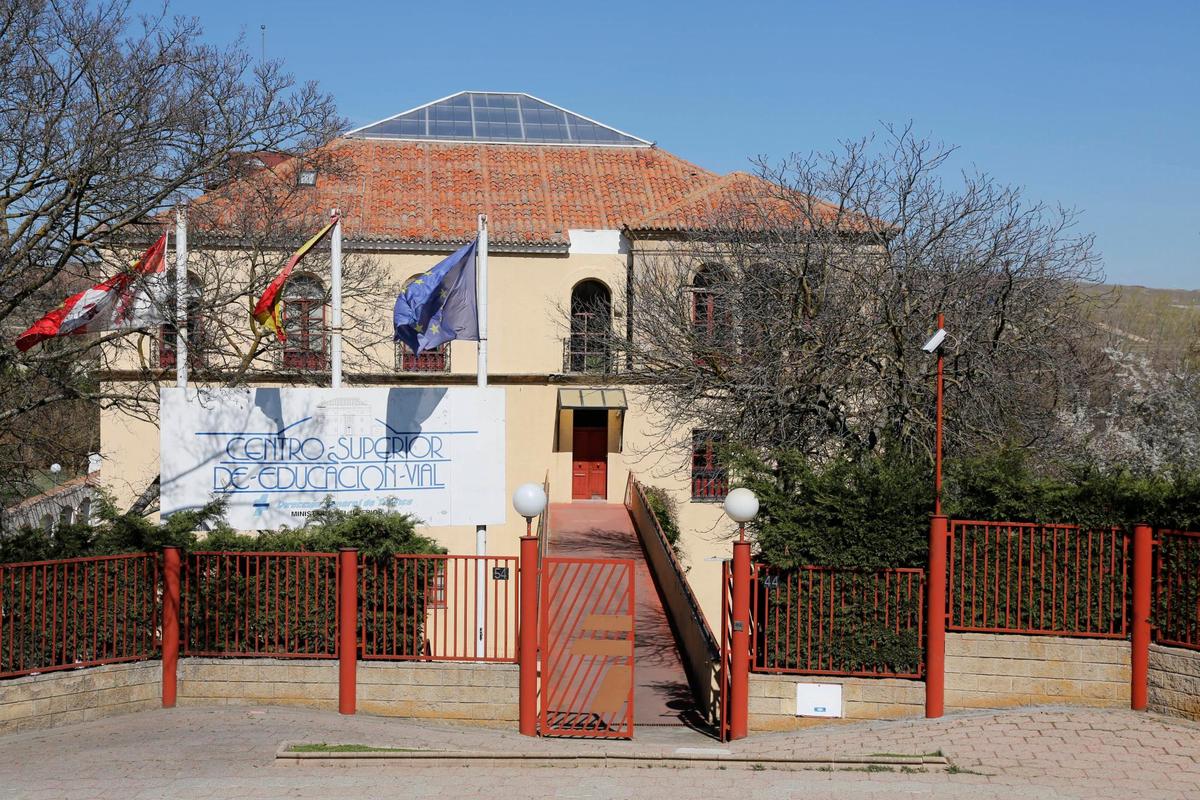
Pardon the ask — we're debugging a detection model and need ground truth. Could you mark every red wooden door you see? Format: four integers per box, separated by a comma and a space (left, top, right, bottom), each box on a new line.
572, 427, 608, 500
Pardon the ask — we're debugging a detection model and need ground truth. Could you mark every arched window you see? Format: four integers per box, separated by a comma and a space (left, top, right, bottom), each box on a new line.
566, 280, 612, 373
79, 499, 91, 524
158, 274, 204, 369
59, 505, 73, 527
690, 265, 731, 357
282, 274, 328, 370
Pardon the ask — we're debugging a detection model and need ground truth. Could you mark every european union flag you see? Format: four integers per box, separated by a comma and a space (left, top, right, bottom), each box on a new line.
393, 239, 479, 354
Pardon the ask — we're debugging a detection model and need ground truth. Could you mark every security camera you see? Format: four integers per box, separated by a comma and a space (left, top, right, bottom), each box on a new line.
922, 328, 947, 353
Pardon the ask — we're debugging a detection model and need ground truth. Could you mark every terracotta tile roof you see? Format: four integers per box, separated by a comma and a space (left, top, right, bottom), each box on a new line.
194, 138, 718, 249
626, 171, 847, 233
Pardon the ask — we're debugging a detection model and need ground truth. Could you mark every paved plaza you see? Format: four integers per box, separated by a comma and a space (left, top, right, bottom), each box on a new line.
1, 705, 1198, 798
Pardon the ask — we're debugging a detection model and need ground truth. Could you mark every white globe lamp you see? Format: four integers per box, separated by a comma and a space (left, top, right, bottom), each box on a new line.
723, 487, 759, 540
512, 483, 548, 533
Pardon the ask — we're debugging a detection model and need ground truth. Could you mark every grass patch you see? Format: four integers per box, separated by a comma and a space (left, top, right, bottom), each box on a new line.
287, 743, 421, 753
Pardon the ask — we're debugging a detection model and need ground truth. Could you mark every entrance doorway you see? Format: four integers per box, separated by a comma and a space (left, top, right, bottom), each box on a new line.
571, 409, 608, 500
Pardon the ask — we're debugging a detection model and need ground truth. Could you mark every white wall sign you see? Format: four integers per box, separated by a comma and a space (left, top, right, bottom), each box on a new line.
795, 683, 843, 718
160, 387, 506, 530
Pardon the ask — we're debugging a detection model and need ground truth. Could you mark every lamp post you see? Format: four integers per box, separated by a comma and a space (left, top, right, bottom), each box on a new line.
921, 316, 947, 515
921, 315, 949, 718
723, 487, 760, 540
723, 486, 758, 740
512, 482, 547, 736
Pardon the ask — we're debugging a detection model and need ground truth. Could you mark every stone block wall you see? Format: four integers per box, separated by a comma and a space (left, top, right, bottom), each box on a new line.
175, 658, 517, 725
749, 674, 924, 731
358, 661, 518, 725
1148, 643, 1200, 720
945, 632, 1130, 709
0, 661, 160, 735
177, 658, 338, 709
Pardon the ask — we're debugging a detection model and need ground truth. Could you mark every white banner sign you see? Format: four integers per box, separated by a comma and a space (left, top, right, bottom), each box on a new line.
160, 387, 506, 529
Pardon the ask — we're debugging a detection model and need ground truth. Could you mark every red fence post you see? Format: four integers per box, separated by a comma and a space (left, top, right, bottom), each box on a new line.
926, 515, 948, 718
161, 546, 180, 708
519, 534, 539, 736
1131, 523, 1152, 711
338, 548, 357, 715
730, 539, 752, 740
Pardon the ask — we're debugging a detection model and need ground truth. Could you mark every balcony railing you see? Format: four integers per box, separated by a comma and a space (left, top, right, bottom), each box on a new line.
562, 336, 618, 375
395, 342, 450, 373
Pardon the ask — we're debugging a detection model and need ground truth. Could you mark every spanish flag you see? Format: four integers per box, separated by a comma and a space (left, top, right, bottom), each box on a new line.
251, 217, 338, 341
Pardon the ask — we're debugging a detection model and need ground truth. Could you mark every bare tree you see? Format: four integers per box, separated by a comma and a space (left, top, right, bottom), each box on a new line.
607, 125, 1108, 466
0, 0, 356, 503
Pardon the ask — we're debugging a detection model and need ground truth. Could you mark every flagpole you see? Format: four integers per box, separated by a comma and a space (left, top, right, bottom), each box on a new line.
175, 205, 188, 390
330, 209, 343, 389
475, 213, 488, 654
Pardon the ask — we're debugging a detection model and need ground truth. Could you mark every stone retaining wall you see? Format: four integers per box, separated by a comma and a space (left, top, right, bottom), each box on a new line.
749, 674, 924, 731
749, 632, 1131, 730
945, 632, 1130, 709
1148, 643, 1200, 720
0, 660, 160, 735
176, 658, 517, 725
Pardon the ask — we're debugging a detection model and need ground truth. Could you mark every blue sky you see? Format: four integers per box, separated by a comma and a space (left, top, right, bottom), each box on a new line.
150, 0, 1198, 288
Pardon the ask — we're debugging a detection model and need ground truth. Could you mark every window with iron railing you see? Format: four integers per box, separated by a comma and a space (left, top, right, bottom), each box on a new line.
565, 280, 613, 374
155, 276, 205, 369
691, 429, 728, 501
395, 341, 449, 372
156, 315, 207, 369
691, 269, 732, 359
281, 275, 328, 370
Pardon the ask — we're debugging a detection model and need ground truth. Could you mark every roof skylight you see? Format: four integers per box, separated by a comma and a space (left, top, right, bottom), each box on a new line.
345, 92, 651, 147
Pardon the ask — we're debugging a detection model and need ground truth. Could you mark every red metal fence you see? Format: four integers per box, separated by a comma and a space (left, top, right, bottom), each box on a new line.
752, 565, 925, 678
1, 553, 159, 679
948, 521, 1128, 638
360, 555, 518, 662
1155, 530, 1200, 651
181, 552, 339, 658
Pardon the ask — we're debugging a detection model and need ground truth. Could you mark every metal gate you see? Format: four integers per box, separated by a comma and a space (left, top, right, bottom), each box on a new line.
539, 556, 635, 738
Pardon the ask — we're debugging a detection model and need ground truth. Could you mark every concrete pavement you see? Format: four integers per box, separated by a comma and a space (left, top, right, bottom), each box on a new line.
1, 704, 1198, 798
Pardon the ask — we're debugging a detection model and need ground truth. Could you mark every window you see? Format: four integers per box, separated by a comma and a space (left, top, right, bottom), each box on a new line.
565, 279, 612, 373
157, 275, 205, 369
395, 341, 449, 372
282, 274, 328, 370
59, 505, 73, 527
690, 265, 731, 359
425, 560, 447, 610
691, 429, 728, 501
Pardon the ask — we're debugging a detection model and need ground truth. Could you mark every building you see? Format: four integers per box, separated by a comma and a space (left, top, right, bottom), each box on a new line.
99, 91, 774, 623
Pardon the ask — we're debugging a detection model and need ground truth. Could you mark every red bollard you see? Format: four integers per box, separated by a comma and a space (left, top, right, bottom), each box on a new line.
161, 546, 180, 708
729, 538, 752, 740
338, 548, 358, 715
926, 515, 948, 718
519, 533, 539, 736
1131, 523, 1153, 711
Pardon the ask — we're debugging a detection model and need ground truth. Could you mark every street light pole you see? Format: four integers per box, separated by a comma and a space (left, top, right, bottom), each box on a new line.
935, 312, 944, 516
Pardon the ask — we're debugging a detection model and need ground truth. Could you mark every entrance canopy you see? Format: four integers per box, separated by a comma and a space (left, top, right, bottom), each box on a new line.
556, 389, 627, 454
557, 388, 627, 411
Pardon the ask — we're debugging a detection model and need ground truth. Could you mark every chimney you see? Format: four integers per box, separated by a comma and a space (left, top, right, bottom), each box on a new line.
87, 453, 102, 474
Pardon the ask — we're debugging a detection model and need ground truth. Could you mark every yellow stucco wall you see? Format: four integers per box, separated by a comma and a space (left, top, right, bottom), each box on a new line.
99, 240, 737, 626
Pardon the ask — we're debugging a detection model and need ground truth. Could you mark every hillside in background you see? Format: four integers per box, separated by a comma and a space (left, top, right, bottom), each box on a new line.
1087, 284, 1200, 370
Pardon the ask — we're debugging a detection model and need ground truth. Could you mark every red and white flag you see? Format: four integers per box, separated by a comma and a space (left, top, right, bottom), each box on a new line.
16, 234, 170, 352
